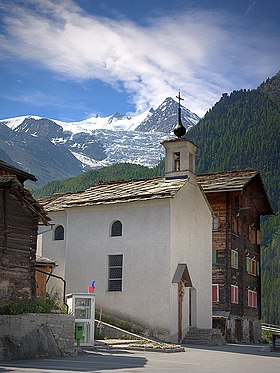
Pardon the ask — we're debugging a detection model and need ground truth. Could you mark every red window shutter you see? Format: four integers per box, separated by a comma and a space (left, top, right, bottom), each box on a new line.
231, 285, 238, 304
253, 292, 257, 308
248, 290, 251, 306
248, 290, 257, 307
212, 285, 218, 302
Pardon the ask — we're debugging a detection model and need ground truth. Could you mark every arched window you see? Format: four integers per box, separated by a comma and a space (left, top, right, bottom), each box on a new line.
54, 225, 64, 240
111, 220, 122, 237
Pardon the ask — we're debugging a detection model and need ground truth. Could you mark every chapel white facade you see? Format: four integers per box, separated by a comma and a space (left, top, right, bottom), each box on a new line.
37, 137, 213, 342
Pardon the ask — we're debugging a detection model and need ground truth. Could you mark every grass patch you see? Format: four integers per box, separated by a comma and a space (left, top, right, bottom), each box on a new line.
261, 329, 274, 344
95, 309, 144, 335
0, 293, 67, 315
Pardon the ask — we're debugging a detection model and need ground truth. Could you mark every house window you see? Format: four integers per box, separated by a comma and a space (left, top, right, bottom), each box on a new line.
108, 254, 123, 292
213, 216, 219, 231
233, 216, 240, 235
231, 285, 239, 304
231, 249, 238, 269
246, 257, 259, 276
248, 289, 257, 308
212, 284, 219, 302
111, 221, 122, 237
174, 152, 180, 171
212, 249, 217, 264
54, 225, 64, 240
249, 225, 257, 244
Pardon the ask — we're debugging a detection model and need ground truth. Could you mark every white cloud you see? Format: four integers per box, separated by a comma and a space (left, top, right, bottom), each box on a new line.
0, 0, 279, 116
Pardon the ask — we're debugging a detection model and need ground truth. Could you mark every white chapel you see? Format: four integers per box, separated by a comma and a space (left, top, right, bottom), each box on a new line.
37, 99, 213, 342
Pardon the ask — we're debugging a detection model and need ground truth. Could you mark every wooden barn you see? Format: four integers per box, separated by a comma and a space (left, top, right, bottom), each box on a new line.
197, 170, 273, 343
0, 160, 49, 306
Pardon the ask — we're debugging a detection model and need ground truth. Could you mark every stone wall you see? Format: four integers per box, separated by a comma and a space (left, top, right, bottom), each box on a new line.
228, 316, 261, 343
0, 313, 75, 360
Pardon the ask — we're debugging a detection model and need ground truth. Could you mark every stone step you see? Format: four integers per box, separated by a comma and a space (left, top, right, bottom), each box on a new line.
182, 328, 225, 346
184, 335, 212, 340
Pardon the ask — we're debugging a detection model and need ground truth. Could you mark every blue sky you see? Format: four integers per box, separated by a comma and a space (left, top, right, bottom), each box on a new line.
0, 0, 279, 121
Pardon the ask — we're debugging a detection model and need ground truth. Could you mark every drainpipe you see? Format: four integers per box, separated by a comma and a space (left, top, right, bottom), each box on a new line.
35, 268, 68, 313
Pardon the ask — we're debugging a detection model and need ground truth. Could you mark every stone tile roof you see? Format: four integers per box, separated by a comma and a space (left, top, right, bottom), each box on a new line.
39, 170, 270, 213
197, 170, 272, 214
40, 177, 187, 211
196, 170, 259, 192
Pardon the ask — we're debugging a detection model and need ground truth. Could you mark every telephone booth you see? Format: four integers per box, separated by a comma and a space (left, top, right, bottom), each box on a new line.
67, 293, 95, 346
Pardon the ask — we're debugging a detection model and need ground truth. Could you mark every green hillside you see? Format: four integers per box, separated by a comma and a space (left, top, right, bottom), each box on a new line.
261, 212, 280, 324
188, 88, 280, 211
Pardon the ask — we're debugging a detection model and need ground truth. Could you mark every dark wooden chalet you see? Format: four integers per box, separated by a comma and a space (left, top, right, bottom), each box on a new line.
197, 170, 273, 343
0, 160, 49, 306
0, 159, 37, 184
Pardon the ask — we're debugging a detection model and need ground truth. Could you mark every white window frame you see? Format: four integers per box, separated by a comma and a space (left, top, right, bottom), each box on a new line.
212, 216, 219, 231
231, 285, 239, 304
212, 284, 219, 302
231, 249, 238, 269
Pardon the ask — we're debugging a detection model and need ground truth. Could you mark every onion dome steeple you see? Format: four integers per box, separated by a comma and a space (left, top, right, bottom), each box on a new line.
173, 92, 186, 138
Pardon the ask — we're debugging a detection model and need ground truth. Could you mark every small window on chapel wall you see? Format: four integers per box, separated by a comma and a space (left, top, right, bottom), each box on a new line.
108, 254, 123, 291
174, 152, 180, 171
111, 220, 122, 237
54, 225, 64, 240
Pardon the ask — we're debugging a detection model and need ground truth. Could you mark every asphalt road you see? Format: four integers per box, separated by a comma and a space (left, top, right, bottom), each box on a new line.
0, 344, 279, 373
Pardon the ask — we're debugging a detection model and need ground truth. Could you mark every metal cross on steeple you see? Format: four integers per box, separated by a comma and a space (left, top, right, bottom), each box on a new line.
174, 92, 186, 138
176, 92, 184, 108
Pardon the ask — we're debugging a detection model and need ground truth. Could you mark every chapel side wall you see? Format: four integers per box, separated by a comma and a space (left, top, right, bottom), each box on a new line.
62, 200, 172, 335
170, 176, 213, 336
38, 212, 67, 295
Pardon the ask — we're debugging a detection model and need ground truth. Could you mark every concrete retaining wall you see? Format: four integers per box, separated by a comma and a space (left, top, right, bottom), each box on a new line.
0, 313, 75, 360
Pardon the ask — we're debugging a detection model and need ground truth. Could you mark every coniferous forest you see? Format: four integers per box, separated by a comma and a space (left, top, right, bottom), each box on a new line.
31, 72, 280, 325
188, 72, 280, 325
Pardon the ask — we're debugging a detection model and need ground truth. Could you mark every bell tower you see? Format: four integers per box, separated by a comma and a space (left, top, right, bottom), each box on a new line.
162, 92, 197, 180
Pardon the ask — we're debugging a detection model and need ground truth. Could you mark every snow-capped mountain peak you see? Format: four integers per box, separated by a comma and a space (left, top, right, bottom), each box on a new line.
53, 107, 152, 134
0, 98, 200, 185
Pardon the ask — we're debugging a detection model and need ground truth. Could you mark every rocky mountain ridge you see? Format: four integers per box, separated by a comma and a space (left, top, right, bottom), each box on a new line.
0, 97, 200, 185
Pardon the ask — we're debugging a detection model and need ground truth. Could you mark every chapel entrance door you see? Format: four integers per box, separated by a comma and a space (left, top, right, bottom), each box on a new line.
172, 264, 193, 342
178, 281, 184, 341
